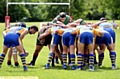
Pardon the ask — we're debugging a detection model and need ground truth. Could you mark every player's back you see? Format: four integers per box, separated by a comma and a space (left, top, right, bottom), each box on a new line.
99, 22, 113, 28
6, 27, 26, 34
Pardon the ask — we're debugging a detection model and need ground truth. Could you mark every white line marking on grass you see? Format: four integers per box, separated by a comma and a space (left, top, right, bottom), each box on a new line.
0, 76, 38, 79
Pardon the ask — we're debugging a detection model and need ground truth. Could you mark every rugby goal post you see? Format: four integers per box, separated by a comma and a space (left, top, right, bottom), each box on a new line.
5, 0, 71, 28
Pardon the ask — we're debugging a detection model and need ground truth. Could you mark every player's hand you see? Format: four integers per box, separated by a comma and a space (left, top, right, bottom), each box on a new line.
97, 49, 102, 54
39, 38, 45, 45
25, 51, 29, 57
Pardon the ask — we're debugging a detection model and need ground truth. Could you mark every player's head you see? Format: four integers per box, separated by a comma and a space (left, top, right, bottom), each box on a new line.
28, 25, 38, 34
20, 22, 26, 27
59, 12, 66, 22
100, 17, 106, 21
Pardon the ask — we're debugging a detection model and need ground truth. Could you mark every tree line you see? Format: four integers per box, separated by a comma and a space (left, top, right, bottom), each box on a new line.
0, 0, 120, 22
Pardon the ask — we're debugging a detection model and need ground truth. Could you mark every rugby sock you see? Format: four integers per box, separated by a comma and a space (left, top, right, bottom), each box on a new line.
55, 56, 59, 64
51, 54, 55, 66
77, 53, 84, 69
31, 52, 39, 65
20, 54, 26, 66
76, 50, 78, 55
89, 54, 94, 69
94, 54, 98, 64
70, 54, 75, 65
110, 52, 116, 67
84, 54, 88, 66
62, 54, 67, 69
98, 53, 104, 66
68, 52, 71, 64
0, 54, 5, 67
46, 52, 54, 67
70, 54, 76, 69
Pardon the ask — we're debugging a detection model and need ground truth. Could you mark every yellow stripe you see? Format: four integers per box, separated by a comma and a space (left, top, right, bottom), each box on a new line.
18, 28, 25, 34
5, 29, 10, 33
74, 38, 76, 46
50, 36, 54, 45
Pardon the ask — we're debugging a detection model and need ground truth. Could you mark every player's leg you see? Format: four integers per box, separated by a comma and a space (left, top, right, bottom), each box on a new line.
12, 34, 28, 71
44, 44, 56, 69
95, 35, 105, 67
103, 28, 116, 69
0, 34, 11, 68
62, 32, 70, 69
7, 47, 12, 66
12, 47, 19, 66
84, 46, 89, 67
54, 41, 63, 65
0, 45, 9, 68
27, 45, 43, 66
51, 46, 59, 67
54, 47, 63, 64
94, 52, 98, 64
77, 32, 87, 70
13, 54, 19, 66
98, 44, 106, 67
88, 44, 94, 71
16, 45, 27, 71
69, 34, 76, 70
62, 45, 68, 69
7, 47, 19, 66
85, 32, 94, 71
69, 45, 76, 70
77, 42, 84, 70
105, 36, 116, 69
27, 31, 47, 66
107, 44, 116, 69
44, 34, 61, 69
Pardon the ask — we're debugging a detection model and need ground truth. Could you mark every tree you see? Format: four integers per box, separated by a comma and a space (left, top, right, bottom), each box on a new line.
0, 0, 6, 22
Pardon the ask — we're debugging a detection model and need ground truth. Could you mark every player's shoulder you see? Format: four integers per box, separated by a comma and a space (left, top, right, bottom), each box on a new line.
66, 15, 70, 17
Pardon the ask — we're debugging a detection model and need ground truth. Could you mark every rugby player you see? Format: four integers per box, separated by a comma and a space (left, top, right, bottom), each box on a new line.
7, 22, 28, 67
27, 23, 52, 66
0, 26, 38, 71
94, 17, 116, 69
71, 25, 103, 71
51, 12, 73, 65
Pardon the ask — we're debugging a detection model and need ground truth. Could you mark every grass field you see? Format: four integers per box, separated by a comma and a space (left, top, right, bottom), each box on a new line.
0, 21, 120, 79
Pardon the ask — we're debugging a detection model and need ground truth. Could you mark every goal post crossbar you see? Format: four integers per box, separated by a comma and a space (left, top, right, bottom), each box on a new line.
7, 2, 70, 5
5, 0, 71, 27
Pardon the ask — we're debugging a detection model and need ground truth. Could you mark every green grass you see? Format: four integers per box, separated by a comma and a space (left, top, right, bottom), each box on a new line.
0, 22, 120, 79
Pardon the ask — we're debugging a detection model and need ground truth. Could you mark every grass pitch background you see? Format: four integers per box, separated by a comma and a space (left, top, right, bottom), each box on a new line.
0, 21, 120, 79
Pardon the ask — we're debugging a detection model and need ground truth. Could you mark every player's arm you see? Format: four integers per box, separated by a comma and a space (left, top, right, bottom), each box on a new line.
69, 16, 73, 23
39, 27, 46, 34
91, 21, 106, 28
2, 31, 7, 37
52, 15, 59, 23
2, 29, 10, 37
41, 23, 53, 28
68, 22, 79, 27
74, 19, 87, 25
19, 29, 28, 54
53, 21, 69, 28
19, 29, 28, 50
20, 29, 28, 40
